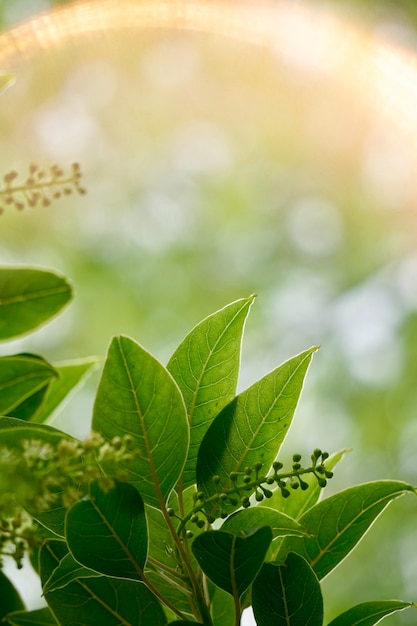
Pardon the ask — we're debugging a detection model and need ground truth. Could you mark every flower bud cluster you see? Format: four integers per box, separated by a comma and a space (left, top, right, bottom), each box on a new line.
179, 449, 334, 534
0, 162, 86, 213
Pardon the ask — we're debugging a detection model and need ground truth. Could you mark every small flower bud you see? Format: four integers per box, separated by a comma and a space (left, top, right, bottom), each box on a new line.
292, 454, 302, 463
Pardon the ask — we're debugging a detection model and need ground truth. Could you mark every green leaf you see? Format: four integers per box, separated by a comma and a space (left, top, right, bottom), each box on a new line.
252, 554, 323, 626
0, 268, 73, 341
42, 550, 101, 593
167, 296, 255, 488
281, 480, 415, 580
221, 506, 310, 540
191, 527, 272, 598
31, 357, 100, 424
326, 600, 415, 626
196, 347, 317, 515
3, 607, 58, 625
65, 481, 148, 581
0, 354, 58, 416
0, 72, 15, 95
92, 336, 189, 509
40, 539, 166, 626
0, 570, 25, 619
168, 623, 203, 625
210, 587, 235, 626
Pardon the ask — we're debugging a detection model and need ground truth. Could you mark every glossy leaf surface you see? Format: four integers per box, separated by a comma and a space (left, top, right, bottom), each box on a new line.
191, 527, 272, 598
0, 354, 57, 416
196, 347, 317, 514
281, 481, 415, 580
252, 554, 323, 626
221, 506, 309, 539
167, 295, 254, 488
92, 336, 188, 508
0, 268, 72, 341
40, 539, 166, 626
326, 600, 414, 626
66, 481, 148, 581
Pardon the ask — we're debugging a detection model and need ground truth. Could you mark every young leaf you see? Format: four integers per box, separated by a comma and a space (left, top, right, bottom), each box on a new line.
0, 354, 58, 416
92, 336, 189, 509
196, 347, 317, 515
221, 506, 310, 540
40, 539, 166, 626
65, 481, 148, 582
191, 527, 273, 598
0, 570, 25, 620
252, 554, 323, 626
280, 480, 416, 580
167, 295, 255, 488
3, 607, 58, 625
326, 600, 415, 626
31, 357, 100, 424
0, 268, 73, 341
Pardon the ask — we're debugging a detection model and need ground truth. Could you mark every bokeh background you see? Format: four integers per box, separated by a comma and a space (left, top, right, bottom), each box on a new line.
1, 0, 417, 623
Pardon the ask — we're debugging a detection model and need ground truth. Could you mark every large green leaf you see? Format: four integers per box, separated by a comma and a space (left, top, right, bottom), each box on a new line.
210, 587, 235, 626
326, 600, 415, 626
0, 268, 73, 341
196, 347, 317, 515
252, 554, 323, 626
92, 336, 189, 509
42, 550, 101, 594
191, 527, 272, 598
221, 506, 309, 540
32, 357, 100, 424
3, 607, 58, 625
280, 480, 415, 580
167, 296, 254, 488
65, 481, 148, 581
0, 570, 25, 620
0, 419, 80, 536
40, 539, 166, 626
0, 354, 58, 416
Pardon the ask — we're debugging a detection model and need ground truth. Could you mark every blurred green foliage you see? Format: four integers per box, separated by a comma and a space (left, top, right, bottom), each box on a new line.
0, 0, 417, 624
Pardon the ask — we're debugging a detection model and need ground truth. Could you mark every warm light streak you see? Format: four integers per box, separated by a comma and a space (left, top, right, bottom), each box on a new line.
1, 0, 417, 148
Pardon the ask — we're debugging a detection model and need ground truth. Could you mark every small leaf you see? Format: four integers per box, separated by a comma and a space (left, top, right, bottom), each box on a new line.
0, 268, 73, 341
66, 481, 148, 581
0, 570, 25, 619
32, 357, 100, 424
252, 554, 323, 626
0, 354, 58, 416
222, 507, 309, 539
3, 607, 57, 625
40, 539, 166, 626
191, 527, 272, 598
326, 600, 415, 626
280, 480, 415, 580
92, 336, 189, 509
167, 295, 255, 488
196, 347, 317, 515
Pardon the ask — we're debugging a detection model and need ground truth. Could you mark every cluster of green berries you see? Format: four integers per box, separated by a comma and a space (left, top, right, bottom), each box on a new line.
0, 162, 86, 213
172, 449, 334, 535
